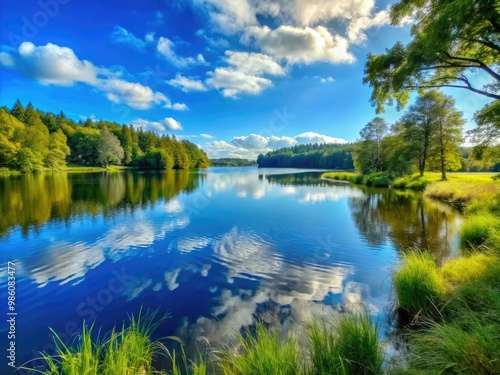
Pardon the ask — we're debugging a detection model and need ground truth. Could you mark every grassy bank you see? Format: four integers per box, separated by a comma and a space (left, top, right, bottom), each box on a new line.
391, 176, 500, 374
322, 171, 498, 191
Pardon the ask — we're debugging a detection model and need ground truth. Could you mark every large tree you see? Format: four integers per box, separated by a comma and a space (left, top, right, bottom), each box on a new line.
97, 131, 124, 167
45, 130, 70, 172
428, 94, 464, 180
364, 0, 500, 113
354, 117, 389, 174
401, 91, 464, 178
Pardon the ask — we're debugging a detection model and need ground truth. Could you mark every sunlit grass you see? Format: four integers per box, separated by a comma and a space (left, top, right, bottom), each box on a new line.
402, 317, 500, 375
441, 253, 500, 286
216, 323, 301, 375
28, 310, 169, 375
307, 314, 384, 375
393, 252, 445, 314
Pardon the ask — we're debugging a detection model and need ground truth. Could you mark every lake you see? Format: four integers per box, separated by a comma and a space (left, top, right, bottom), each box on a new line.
0, 167, 462, 372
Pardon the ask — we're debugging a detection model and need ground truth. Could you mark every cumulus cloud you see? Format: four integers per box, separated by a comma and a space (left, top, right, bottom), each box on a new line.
242, 25, 355, 64
157, 37, 207, 67
317, 76, 334, 83
0, 42, 177, 110
109, 26, 147, 50
206, 68, 272, 97
346, 9, 391, 43
205, 51, 283, 97
200, 133, 214, 139
194, 0, 258, 34
167, 73, 208, 92
131, 117, 183, 132
203, 132, 348, 159
2, 42, 99, 86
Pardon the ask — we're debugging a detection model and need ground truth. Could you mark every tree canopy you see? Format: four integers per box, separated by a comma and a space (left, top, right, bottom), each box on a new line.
0, 100, 211, 172
364, 0, 500, 113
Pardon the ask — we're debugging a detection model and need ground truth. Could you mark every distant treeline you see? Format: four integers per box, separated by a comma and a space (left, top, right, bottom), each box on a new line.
257, 143, 354, 169
210, 158, 257, 167
0, 100, 210, 173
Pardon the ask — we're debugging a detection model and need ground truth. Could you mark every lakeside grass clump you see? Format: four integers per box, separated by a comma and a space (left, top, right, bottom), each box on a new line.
393, 252, 445, 315
30, 310, 169, 375
216, 324, 301, 375
307, 314, 384, 375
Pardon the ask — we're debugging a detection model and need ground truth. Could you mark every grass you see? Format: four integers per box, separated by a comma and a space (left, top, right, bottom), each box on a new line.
28, 310, 169, 375
401, 317, 500, 375
307, 314, 384, 375
322, 172, 390, 187
393, 252, 445, 315
460, 214, 500, 251
216, 323, 301, 375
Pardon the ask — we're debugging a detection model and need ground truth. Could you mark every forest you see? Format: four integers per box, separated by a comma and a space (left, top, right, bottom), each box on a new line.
257, 143, 354, 169
0, 100, 210, 173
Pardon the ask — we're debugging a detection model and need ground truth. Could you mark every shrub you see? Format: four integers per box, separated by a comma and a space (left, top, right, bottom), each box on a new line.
460, 214, 500, 250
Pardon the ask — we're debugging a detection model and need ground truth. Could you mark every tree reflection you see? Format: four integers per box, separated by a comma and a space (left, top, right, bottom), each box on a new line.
349, 188, 460, 262
0, 171, 203, 238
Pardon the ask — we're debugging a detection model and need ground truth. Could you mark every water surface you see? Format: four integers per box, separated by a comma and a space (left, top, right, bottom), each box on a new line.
0, 168, 461, 372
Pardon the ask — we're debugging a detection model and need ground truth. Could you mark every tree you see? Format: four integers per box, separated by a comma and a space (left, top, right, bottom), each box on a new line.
363, 0, 500, 113
45, 130, 70, 172
97, 131, 124, 167
428, 95, 464, 180
354, 117, 389, 174
11, 99, 25, 122
401, 92, 438, 176
401, 91, 463, 178
0, 110, 24, 167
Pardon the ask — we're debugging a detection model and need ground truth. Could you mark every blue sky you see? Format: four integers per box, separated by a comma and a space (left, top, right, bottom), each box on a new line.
0, 0, 493, 158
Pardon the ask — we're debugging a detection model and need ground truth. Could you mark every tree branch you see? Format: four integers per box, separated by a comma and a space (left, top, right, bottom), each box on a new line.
440, 51, 500, 82
406, 84, 500, 100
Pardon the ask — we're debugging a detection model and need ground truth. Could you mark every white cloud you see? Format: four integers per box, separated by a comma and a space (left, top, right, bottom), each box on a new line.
166, 102, 189, 111
318, 76, 334, 83
1, 42, 176, 110
145, 32, 156, 43
131, 117, 183, 132
346, 9, 391, 43
253, 0, 379, 26
98, 78, 170, 109
202, 132, 348, 159
3, 42, 99, 86
200, 133, 214, 139
224, 51, 285, 76
164, 117, 183, 130
206, 68, 272, 97
295, 132, 348, 144
205, 51, 283, 97
167, 73, 208, 92
194, 0, 257, 34
242, 25, 355, 64
157, 37, 207, 68
110, 26, 147, 50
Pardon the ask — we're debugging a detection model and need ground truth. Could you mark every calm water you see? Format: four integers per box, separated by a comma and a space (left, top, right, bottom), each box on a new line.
0, 168, 461, 372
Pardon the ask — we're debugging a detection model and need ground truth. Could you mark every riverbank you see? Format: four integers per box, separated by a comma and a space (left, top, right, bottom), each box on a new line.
0, 165, 137, 176
391, 175, 500, 374
321, 171, 498, 191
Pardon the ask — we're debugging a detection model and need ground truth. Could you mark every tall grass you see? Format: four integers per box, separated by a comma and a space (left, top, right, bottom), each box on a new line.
29, 310, 169, 375
403, 317, 500, 375
393, 252, 445, 315
216, 323, 301, 375
307, 314, 384, 375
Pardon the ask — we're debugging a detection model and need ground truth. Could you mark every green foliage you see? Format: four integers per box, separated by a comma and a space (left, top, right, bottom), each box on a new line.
1, 100, 211, 173
217, 323, 301, 375
257, 143, 354, 169
30, 310, 169, 375
460, 213, 500, 250
364, 0, 500, 113
97, 130, 124, 167
210, 158, 256, 167
392, 175, 431, 191
307, 314, 384, 375
393, 252, 445, 314
354, 117, 388, 174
